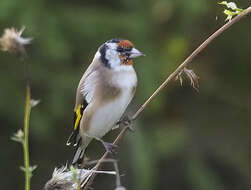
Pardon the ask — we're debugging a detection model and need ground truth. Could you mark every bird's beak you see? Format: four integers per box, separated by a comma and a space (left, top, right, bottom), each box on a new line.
129, 48, 145, 59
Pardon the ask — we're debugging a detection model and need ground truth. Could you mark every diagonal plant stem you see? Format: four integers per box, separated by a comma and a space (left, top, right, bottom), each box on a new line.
82, 6, 251, 189
24, 85, 31, 190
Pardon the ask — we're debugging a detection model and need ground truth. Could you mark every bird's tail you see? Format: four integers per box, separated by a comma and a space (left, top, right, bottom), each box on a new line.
72, 136, 92, 166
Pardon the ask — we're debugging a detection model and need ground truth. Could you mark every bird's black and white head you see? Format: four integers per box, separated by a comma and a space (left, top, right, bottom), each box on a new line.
97, 38, 144, 70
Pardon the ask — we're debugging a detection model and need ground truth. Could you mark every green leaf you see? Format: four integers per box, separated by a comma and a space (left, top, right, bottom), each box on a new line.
223, 9, 237, 21
219, 1, 243, 21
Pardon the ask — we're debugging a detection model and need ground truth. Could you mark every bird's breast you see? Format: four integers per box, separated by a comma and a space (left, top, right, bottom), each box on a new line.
86, 70, 137, 138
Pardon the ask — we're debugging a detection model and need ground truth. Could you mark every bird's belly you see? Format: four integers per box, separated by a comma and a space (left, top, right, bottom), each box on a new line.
86, 89, 133, 138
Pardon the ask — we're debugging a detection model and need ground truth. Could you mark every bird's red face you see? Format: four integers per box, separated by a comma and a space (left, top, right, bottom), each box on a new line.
117, 40, 134, 65
99, 38, 144, 69
118, 39, 134, 48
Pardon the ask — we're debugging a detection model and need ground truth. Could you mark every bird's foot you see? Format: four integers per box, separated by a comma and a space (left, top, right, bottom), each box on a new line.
103, 142, 118, 154
95, 137, 118, 154
116, 115, 135, 132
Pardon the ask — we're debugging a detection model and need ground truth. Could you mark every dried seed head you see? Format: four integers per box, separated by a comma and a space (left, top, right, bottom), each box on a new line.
176, 72, 184, 87
44, 166, 116, 190
44, 166, 75, 190
176, 67, 199, 91
0, 26, 32, 55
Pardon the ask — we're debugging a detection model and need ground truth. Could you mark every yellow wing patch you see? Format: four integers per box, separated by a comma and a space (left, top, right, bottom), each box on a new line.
74, 104, 83, 130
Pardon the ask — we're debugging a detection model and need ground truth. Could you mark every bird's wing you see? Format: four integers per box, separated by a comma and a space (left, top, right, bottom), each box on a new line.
67, 63, 100, 146
66, 98, 88, 146
80, 70, 99, 104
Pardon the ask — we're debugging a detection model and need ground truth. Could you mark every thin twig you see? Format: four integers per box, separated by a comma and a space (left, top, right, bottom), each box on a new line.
86, 159, 117, 166
83, 7, 251, 189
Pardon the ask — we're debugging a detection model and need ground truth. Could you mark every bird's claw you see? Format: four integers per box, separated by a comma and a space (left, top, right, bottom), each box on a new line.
127, 124, 135, 132
125, 123, 135, 132
103, 142, 118, 154
117, 115, 135, 132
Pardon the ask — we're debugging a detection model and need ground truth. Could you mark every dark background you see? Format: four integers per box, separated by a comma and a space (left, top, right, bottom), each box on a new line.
1, 0, 251, 189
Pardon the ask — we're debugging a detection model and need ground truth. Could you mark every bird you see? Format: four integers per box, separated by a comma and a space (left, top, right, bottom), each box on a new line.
66, 38, 144, 165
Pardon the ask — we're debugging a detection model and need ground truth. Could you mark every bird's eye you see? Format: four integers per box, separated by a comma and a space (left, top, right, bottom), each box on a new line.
117, 47, 132, 53
117, 47, 124, 52
124, 47, 132, 52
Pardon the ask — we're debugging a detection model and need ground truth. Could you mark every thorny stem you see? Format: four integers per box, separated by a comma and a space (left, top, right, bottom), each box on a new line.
24, 85, 31, 190
82, 7, 251, 189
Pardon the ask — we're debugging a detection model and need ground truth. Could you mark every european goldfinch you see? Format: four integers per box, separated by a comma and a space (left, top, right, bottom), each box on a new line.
67, 39, 144, 165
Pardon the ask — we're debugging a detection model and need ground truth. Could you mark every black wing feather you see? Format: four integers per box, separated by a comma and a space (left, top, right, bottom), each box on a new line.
66, 99, 88, 146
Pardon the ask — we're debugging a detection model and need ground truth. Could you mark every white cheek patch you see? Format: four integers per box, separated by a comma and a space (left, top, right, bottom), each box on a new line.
105, 48, 120, 68
106, 42, 117, 50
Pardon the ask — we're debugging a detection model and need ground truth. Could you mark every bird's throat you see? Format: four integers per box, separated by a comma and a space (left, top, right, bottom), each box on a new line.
123, 59, 133, 65
119, 55, 133, 65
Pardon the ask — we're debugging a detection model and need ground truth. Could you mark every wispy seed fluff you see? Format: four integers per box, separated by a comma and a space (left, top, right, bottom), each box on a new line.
44, 166, 116, 190
0, 26, 32, 55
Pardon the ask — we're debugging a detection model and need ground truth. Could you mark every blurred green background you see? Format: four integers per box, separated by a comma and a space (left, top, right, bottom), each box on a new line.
1, 0, 251, 189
